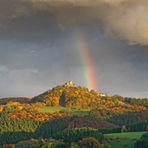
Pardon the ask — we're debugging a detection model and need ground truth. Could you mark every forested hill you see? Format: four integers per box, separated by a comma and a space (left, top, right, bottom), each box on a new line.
0, 81, 147, 113
31, 81, 148, 114
0, 81, 147, 147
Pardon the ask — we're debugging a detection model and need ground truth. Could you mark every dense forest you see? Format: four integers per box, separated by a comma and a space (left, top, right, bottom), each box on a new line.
0, 82, 147, 147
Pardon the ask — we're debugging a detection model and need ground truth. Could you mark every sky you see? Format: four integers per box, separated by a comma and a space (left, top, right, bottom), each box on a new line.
0, 0, 148, 98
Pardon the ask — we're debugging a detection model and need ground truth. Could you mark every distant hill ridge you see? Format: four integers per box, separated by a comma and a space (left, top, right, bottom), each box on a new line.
0, 81, 148, 111
0, 97, 31, 105
31, 81, 148, 113
31, 81, 102, 106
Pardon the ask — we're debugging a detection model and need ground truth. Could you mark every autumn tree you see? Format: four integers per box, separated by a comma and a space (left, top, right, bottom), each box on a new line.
78, 137, 101, 148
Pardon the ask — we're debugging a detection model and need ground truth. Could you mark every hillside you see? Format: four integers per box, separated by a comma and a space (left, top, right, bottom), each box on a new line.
0, 81, 147, 147
31, 81, 147, 114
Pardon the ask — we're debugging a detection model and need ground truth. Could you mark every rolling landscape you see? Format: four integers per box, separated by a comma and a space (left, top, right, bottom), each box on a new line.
1, 0, 148, 148
0, 81, 147, 148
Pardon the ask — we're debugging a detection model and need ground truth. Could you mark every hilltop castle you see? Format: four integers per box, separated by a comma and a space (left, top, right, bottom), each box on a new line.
64, 81, 75, 87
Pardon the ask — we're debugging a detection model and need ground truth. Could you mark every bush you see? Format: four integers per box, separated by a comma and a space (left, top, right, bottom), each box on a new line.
78, 137, 101, 148
15, 139, 45, 148
44, 140, 70, 148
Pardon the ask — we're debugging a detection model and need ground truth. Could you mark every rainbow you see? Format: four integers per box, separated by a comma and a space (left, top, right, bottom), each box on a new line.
76, 34, 98, 91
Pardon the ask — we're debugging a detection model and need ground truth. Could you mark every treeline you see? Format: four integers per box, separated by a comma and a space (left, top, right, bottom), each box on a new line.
99, 122, 148, 134
52, 128, 104, 143
4, 137, 107, 148
0, 97, 31, 105
0, 127, 104, 145
109, 112, 148, 126
124, 98, 148, 108
15, 139, 70, 148
90, 108, 148, 126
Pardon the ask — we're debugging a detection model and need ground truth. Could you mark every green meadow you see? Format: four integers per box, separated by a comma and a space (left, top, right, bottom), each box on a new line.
105, 132, 146, 148
39, 106, 66, 113
39, 106, 90, 116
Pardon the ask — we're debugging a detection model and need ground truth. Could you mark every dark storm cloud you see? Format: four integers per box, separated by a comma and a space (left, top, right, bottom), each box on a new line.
1, 0, 148, 44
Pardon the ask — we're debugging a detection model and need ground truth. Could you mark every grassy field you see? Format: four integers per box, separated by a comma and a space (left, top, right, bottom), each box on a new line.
39, 106, 90, 116
105, 132, 146, 148
39, 106, 66, 113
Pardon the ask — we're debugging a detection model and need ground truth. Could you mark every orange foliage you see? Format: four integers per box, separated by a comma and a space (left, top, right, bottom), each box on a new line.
22, 103, 43, 112
0, 106, 4, 112
2, 144, 15, 148
7, 102, 23, 110
31, 84, 148, 115
4, 102, 44, 112
9, 110, 65, 121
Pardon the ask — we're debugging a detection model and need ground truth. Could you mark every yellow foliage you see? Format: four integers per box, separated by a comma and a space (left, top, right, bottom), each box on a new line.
7, 102, 21, 106
2, 144, 15, 148
6, 102, 23, 110
0, 106, 4, 112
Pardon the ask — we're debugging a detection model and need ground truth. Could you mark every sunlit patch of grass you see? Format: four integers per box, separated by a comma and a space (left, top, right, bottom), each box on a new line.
39, 106, 66, 113
39, 106, 90, 116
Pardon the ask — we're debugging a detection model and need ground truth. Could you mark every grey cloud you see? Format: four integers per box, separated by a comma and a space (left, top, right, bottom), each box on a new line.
1, 0, 148, 44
